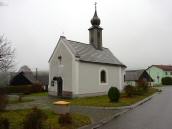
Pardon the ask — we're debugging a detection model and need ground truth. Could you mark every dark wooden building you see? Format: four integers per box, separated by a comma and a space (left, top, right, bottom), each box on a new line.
10, 72, 36, 86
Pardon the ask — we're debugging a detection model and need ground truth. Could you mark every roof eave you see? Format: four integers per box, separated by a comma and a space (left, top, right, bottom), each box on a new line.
79, 60, 126, 67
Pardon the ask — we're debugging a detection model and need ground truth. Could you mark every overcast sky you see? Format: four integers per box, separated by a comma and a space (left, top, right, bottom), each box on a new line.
1, 0, 172, 71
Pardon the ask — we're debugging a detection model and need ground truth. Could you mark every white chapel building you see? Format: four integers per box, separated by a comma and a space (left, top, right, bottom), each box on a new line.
48, 6, 126, 98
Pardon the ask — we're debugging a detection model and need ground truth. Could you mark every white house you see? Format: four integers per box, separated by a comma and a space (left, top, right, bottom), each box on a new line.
48, 6, 126, 98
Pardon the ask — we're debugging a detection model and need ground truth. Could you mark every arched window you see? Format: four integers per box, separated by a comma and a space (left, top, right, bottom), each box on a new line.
100, 70, 106, 83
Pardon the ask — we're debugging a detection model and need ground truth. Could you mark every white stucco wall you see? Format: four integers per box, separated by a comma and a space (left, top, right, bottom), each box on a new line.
74, 62, 125, 97
48, 37, 126, 98
48, 38, 73, 96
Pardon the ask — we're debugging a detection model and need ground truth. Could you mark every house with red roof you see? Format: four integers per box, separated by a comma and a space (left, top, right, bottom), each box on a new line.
146, 65, 172, 85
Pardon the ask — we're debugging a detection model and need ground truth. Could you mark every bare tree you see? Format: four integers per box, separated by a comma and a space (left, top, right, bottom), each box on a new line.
0, 35, 15, 72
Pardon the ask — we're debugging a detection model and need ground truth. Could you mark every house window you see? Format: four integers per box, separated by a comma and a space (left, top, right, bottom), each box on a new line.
58, 56, 62, 64
100, 70, 106, 83
165, 72, 168, 75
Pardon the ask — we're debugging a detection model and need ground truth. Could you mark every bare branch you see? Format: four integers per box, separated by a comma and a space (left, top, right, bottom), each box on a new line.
0, 35, 15, 72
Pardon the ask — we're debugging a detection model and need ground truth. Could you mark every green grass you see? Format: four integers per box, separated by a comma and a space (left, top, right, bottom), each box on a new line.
0, 109, 91, 129
67, 88, 158, 107
27, 92, 48, 97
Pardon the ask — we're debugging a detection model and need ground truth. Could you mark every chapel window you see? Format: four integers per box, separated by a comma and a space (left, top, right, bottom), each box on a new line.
100, 70, 106, 83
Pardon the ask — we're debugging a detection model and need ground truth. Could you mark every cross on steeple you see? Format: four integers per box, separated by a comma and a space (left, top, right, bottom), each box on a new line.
94, 2, 97, 10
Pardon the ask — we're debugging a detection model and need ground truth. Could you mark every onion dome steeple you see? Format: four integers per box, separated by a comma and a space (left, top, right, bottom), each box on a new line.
88, 2, 103, 50
91, 3, 101, 26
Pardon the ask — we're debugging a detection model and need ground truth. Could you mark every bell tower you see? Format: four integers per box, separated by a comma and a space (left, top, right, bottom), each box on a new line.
88, 2, 103, 50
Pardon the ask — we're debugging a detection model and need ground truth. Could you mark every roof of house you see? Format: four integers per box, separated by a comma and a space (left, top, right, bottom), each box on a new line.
60, 37, 126, 67
150, 65, 172, 71
23, 72, 36, 83
125, 69, 145, 81
10, 71, 36, 84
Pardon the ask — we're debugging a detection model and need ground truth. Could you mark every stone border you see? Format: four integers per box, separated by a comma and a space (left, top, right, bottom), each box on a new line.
79, 92, 161, 129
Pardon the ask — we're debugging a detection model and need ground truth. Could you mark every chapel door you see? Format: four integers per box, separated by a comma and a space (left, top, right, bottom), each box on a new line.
57, 77, 63, 97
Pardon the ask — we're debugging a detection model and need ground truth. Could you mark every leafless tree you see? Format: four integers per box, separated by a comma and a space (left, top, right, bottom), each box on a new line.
0, 35, 15, 72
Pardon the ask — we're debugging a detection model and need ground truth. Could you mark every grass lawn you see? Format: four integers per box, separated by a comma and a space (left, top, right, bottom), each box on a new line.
67, 88, 158, 107
0, 109, 91, 129
27, 92, 48, 97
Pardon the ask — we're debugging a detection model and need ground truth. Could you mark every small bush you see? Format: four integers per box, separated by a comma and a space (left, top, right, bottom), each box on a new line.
0, 85, 32, 94
0, 116, 9, 129
108, 87, 120, 102
58, 113, 72, 125
23, 107, 47, 129
0, 89, 8, 111
124, 85, 135, 97
31, 82, 44, 93
134, 86, 145, 95
162, 77, 172, 85
137, 80, 149, 92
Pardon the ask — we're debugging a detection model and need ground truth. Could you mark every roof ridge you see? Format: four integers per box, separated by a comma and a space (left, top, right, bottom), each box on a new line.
67, 39, 108, 49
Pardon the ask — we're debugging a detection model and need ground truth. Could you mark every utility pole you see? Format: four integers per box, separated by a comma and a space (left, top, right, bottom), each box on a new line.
36, 68, 38, 80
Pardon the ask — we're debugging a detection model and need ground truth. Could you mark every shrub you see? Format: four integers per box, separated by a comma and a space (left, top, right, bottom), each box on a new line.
0, 116, 9, 129
137, 80, 149, 92
134, 86, 145, 95
124, 85, 135, 97
0, 89, 8, 111
31, 82, 44, 93
0, 85, 32, 94
108, 87, 120, 102
23, 107, 47, 129
58, 113, 72, 125
162, 77, 172, 85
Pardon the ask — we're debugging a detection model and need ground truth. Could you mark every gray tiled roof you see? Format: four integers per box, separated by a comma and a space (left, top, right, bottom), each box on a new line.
62, 38, 126, 67
125, 70, 145, 81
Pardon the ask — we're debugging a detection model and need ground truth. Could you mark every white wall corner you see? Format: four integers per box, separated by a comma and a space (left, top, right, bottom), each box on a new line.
72, 60, 79, 95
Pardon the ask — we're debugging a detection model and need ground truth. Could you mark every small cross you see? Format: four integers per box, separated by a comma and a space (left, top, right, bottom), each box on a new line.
94, 2, 97, 10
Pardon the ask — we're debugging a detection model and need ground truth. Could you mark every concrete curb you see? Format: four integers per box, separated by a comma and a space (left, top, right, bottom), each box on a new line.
78, 92, 160, 129
76, 92, 158, 110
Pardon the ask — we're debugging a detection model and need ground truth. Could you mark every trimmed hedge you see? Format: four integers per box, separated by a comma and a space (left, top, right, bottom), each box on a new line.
108, 87, 120, 102
0, 85, 32, 94
0, 84, 43, 94
162, 77, 172, 85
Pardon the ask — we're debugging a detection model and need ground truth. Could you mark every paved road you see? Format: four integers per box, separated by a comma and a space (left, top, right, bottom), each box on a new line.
98, 87, 172, 129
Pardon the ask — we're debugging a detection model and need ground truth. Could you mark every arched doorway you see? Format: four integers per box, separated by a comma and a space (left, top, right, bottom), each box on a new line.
57, 77, 63, 97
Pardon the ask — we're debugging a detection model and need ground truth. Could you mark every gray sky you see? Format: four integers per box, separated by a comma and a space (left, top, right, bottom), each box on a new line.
1, 0, 172, 71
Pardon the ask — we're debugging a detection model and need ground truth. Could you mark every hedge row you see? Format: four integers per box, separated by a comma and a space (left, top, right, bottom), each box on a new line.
0, 83, 43, 94
161, 77, 172, 85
